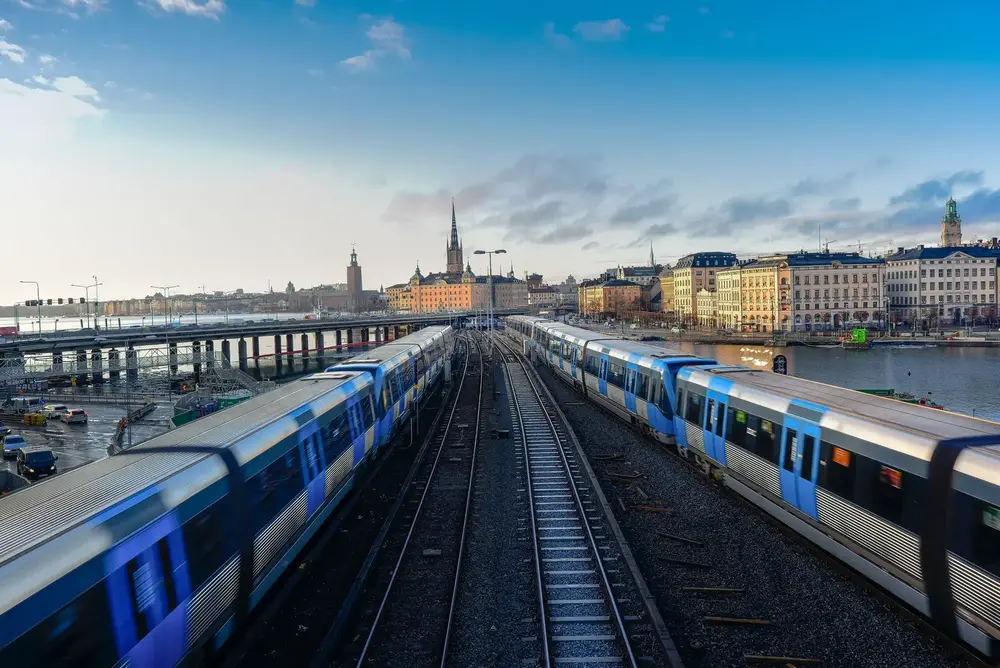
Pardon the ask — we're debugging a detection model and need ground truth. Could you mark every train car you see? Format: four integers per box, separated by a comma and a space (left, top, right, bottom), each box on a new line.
505, 316, 716, 443
675, 365, 1000, 656
329, 325, 453, 450
0, 370, 377, 667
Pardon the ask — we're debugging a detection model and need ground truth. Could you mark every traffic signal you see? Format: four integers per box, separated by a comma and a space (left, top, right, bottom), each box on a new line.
46, 299, 52, 306
25, 300, 35, 307
68, 298, 74, 305
57, 298, 63, 305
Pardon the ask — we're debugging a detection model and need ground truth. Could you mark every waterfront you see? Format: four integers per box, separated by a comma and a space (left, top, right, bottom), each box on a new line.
660, 340, 1000, 422
0, 312, 314, 334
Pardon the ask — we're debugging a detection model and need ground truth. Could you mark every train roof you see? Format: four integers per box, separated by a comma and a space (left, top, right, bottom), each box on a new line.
335, 343, 422, 366
535, 321, 709, 362
398, 325, 450, 342
0, 371, 369, 566
687, 366, 1000, 441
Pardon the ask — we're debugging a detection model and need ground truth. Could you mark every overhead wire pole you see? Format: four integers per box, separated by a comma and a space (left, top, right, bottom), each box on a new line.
19, 281, 41, 336
151, 284, 179, 327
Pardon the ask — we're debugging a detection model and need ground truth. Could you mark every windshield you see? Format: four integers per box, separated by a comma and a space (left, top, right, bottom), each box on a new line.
25, 452, 54, 466
6, 437, 24, 445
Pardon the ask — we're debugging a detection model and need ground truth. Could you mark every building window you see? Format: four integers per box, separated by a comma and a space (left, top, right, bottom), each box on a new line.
921, 296, 927, 304
852, 274, 858, 283
921, 270, 926, 278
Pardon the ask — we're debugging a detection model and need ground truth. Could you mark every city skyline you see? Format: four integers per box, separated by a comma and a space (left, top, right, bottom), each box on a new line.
3, 1, 1000, 303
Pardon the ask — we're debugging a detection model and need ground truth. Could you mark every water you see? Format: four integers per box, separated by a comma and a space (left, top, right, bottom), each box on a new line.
657, 341, 1000, 422
0, 312, 314, 334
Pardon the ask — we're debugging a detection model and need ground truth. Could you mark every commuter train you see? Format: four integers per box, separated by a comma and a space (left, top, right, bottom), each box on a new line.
506, 315, 1000, 657
0, 325, 454, 667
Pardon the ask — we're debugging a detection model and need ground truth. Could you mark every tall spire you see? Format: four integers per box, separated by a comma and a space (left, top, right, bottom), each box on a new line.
450, 199, 459, 247
649, 241, 655, 268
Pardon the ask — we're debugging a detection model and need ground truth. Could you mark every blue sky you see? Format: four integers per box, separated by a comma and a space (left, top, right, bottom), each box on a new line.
2, 0, 1000, 302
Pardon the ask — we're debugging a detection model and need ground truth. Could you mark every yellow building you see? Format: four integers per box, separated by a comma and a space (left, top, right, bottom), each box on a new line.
673, 252, 738, 325
695, 289, 718, 328
716, 266, 742, 330
740, 259, 782, 332
658, 269, 675, 317
578, 279, 641, 318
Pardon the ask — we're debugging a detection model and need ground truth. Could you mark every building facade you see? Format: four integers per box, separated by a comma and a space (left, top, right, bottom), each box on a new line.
577, 279, 641, 318
941, 197, 963, 247
886, 246, 997, 326
446, 200, 464, 274
740, 259, 784, 332
673, 252, 738, 325
696, 289, 718, 329
788, 252, 886, 330
346, 246, 363, 313
658, 269, 674, 317
715, 266, 742, 330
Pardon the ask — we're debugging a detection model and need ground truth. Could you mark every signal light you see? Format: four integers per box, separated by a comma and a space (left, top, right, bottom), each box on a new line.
68, 298, 74, 305
46, 299, 52, 306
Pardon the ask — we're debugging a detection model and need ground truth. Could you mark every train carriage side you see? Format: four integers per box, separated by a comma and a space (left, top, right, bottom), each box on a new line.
675, 364, 1000, 656
0, 370, 378, 668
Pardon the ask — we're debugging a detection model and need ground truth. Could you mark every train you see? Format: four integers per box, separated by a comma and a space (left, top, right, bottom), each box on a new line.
0, 325, 455, 667
505, 314, 1000, 657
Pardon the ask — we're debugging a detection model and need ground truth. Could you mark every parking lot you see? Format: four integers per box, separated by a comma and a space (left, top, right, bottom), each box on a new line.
1, 402, 171, 476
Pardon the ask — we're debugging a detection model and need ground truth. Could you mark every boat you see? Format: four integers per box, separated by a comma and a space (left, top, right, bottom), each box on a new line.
841, 327, 871, 350
858, 388, 944, 410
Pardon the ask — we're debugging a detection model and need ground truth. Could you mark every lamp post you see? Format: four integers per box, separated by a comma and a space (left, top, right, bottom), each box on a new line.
473, 248, 506, 358
72, 279, 102, 329
20, 281, 41, 335
151, 285, 179, 327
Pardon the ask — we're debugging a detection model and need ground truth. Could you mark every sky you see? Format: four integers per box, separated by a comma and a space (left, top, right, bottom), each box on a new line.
2, 1, 1000, 303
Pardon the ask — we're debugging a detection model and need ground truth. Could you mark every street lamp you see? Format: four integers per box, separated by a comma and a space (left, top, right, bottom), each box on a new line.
72, 278, 102, 329
20, 280, 41, 336
151, 285, 179, 327
473, 249, 507, 356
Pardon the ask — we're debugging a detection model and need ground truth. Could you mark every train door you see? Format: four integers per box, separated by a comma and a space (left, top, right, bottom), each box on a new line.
347, 396, 365, 461
557, 339, 565, 371
623, 364, 638, 413
105, 512, 192, 668
598, 354, 609, 396
779, 417, 820, 518
570, 344, 578, 381
297, 420, 327, 516
703, 389, 728, 465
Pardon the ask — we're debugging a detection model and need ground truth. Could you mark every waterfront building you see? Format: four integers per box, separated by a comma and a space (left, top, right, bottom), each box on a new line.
577, 279, 641, 318
658, 268, 675, 318
696, 289, 718, 329
673, 252, 738, 326
740, 258, 786, 332
886, 246, 997, 326
787, 252, 885, 330
716, 266, 742, 330
346, 246, 363, 313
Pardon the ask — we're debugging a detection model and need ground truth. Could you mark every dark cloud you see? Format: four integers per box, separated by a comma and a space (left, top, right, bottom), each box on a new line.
507, 201, 565, 228
888, 170, 983, 207
609, 179, 676, 226
538, 224, 593, 244
581, 241, 599, 251
888, 186, 1000, 231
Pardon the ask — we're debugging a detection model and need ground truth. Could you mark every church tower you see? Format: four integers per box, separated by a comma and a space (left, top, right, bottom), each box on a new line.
346, 245, 363, 313
941, 197, 963, 247
446, 199, 464, 274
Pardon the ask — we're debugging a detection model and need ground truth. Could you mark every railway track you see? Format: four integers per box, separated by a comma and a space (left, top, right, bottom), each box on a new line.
496, 336, 682, 668
346, 333, 485, 667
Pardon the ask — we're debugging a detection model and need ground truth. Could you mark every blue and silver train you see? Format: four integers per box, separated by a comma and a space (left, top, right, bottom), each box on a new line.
0, 325, 454, 667
506, 315, 1000, 657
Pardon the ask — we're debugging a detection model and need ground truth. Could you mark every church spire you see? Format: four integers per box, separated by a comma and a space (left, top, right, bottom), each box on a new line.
450, 199, 459, 248
649, 241, 655, 268
446, 199, 464, 274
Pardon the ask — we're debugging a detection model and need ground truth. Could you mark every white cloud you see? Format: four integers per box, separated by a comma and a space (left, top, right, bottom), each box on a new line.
544, 22, 571, 48
38, 53, 56, 64
0, 39, 25, 63
145, 0, 226, 19
647, 15, 669, 33
573, 19, 630, 42
341, 17, 410, 73
51, 75, 100, 99
32, 74, 50, 84
15, 0, 107, 15
0, 75, 104, 149
0, 18, 13, 31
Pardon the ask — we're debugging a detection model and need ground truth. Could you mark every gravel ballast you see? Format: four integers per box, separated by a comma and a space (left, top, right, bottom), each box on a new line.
535, 362, 974, 668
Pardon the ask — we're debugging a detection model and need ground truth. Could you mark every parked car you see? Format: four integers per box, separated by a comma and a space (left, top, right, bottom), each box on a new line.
2, 434, 27, 459
42, 404, 68, 419
0, 423, 9, 438
61, 409, 88, 425
16, 446, 57, 480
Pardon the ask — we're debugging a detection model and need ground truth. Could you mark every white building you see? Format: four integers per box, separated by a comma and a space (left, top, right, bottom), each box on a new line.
787, 253, 887, 331
886, 246, 998, 326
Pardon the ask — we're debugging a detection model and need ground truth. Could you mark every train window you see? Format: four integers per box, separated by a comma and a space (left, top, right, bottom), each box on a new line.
361, 395, 375, 430
651, 381, 662, 411
182, 500, 232, 590
783, 429, 797, 473
636, 373, 649, 401
416, 355, 426, 379
800, 435, 816, 480
675, 387, 683, 411
872, 463, 905, 525
0, 581, 118, 667
585, 353, 599, 375
819, 440, 856, 501
757, 419, 777, 462
249, 447, 304, 534
607, 362, 625, 388
323, 410, 350, 461
706, 399, 715, 429
685, 392, 703, 424
951, 493, 1000, 577
725, 407, 747, 447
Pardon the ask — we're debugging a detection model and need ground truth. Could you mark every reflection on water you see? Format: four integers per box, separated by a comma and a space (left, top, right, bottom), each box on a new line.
655, 341, 1000, 423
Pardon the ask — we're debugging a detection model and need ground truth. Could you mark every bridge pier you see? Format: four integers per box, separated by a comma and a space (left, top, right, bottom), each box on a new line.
169, 342, 178, 374
361, 328, 369, 346
75, 349, 88, 385
52, 351, 63, 376
91, 349, 104, 384
192, 341, 202, 383
286, 333, 294, 363
393, 325, 401, 341
274, 335, 283, 373
238, 338, 248, 372
126, 346, 138, 382
221, 340, 231, 368
301, 333, 309, 363
336, 330, 342, 352
252, 337, 260, 366
346, 329, 353, 349
109, 349, 120, 380
382, 326, 389, 343
316, 332, 325, 366
205, 340, 215, 368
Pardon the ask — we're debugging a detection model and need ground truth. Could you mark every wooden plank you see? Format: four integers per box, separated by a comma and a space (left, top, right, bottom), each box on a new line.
659, 556, 712, 569
704, 616, 771, 626
682, 586, 745, 594
744, 655, 821, 666
632, 505, 672, 514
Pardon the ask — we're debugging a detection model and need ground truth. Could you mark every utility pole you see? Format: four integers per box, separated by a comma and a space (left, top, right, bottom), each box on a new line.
151, 285, 179, 327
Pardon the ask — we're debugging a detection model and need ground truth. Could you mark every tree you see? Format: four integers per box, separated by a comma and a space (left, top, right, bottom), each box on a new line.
858, 311, 870, 323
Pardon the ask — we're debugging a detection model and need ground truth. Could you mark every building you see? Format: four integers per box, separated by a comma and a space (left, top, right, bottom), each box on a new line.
528, 285, 559, 309
941, 197, 963, 247
493, 275, 529, 310
696, 289, 718, 328
346, 246, 363, 313
716, 265, 742, 330
886, 246, 997, 326
446, 200, 464, 274
525, 273, 544, 289
557, 276, 579, 310
673, 252, 738, 325
577, 279, 641, 318
658, 268, 674, 317
739, 258, 785, 332
787, 252, 886, 330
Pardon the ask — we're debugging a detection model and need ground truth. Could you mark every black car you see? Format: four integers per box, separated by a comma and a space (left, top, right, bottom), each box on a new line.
16, 447, 58, 481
